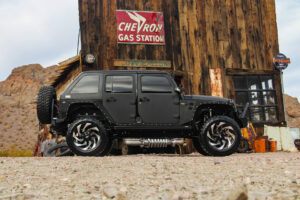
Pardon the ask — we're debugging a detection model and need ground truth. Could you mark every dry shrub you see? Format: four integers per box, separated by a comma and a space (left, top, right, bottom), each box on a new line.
0, 144, 33, 157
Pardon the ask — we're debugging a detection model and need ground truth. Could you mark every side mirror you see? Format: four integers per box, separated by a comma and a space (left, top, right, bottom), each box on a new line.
175, 87, 181, 93
175, 84, 185, 94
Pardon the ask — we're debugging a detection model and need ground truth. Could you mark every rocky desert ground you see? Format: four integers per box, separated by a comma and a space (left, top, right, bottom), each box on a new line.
0, 152, 299, 200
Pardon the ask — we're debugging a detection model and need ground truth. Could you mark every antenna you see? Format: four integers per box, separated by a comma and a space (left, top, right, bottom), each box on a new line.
77, 28, 81, 55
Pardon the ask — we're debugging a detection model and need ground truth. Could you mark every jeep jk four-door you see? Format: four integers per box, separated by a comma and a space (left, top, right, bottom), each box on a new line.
37, 70, 247, 156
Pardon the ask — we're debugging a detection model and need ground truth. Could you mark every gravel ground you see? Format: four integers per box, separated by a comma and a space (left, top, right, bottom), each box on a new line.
0, 152, 299, 200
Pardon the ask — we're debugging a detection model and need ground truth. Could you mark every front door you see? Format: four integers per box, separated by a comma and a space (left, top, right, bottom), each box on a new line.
103, 74, 136, 124
138, 74, 180, 124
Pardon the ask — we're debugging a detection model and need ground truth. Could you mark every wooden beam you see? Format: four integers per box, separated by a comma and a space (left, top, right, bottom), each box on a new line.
113, 59, 171, 68
226, 68, 279, 75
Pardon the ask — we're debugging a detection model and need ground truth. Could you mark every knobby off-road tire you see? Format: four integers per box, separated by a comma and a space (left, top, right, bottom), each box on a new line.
44, 142, 73, 157
37, 86, 57, 124
66, 117, 112, 156
192, 139, 209, 156
197, 116, 241, 157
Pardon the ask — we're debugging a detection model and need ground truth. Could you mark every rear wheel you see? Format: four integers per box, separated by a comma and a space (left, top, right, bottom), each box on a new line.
66, 117, 111, 156
37, 86, 57, 124
198, 116, 241, 156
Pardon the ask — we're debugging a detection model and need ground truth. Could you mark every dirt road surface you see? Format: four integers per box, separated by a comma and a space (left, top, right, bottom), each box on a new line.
0, 152, 299, 200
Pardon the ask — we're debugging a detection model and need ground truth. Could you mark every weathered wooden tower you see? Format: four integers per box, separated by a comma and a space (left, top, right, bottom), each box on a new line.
52, 0, 284, 133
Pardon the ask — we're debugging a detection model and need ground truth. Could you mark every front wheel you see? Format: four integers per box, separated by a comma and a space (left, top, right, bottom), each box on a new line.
198, 116, 241, 156
192, 139, 209, 156
66, 117, 111, 156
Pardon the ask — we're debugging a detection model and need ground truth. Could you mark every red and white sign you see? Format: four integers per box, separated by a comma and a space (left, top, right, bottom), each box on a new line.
116, 10, 165, 45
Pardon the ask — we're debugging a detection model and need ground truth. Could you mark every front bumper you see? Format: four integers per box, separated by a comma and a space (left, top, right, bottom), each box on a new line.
239, 117, 248, 128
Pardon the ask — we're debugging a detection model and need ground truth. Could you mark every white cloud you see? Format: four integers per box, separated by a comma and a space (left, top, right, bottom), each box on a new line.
276, 0, 300, 101
0, 0, 79, 81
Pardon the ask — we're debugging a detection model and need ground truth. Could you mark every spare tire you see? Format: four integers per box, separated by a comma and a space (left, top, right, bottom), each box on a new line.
37, 86, 57, 124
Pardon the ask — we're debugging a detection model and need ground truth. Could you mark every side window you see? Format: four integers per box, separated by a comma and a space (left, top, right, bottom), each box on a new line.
71, 75, 99, 94
233, 75, 278, 122
105, 76, 133, 93
141, 76, 172, 93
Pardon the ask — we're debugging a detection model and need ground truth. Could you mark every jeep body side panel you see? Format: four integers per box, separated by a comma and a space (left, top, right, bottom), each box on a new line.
137, 74, 180, 124
103, 73, 137, 124
179, 95, 237, 125
57, 73, 114, 124
179, 101, 195, 124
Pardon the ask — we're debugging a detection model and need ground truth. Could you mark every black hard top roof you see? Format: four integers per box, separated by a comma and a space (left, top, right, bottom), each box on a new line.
81, 70, 170, 75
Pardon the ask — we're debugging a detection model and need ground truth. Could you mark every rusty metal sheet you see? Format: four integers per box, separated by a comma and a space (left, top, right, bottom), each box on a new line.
209, 68, 223, 97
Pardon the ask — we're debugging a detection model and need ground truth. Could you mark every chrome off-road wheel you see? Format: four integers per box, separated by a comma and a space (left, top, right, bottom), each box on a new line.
199, 116, 241, 156
66, 117, 111, 156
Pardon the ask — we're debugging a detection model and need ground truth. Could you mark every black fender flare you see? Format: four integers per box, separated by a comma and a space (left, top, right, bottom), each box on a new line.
63, 101, 114, 124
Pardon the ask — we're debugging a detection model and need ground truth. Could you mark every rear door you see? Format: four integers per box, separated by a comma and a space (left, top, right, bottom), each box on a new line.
103, 74, 136, 124
138, 74, 180, 124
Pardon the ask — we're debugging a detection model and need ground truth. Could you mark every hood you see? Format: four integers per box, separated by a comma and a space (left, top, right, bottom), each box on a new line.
182, 95, 234, 104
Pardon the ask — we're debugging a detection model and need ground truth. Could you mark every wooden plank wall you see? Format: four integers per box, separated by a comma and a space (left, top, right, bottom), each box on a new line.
79, 0, 280, 97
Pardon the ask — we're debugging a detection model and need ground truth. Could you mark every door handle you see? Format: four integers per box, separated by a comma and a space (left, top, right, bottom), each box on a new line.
139, 97, 150, 102
106, 97, 117, 102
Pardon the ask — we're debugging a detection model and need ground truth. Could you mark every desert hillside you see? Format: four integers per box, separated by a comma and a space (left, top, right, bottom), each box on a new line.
285, 94, 300, 128
0, 64, 59, 151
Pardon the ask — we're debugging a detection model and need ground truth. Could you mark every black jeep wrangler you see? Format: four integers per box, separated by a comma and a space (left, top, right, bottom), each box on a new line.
37, 70, 247, 156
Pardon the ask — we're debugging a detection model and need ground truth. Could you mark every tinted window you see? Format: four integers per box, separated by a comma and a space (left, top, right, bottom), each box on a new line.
105, 76, 133, 93
141, 76, 172, 93
71, 75, 99, 94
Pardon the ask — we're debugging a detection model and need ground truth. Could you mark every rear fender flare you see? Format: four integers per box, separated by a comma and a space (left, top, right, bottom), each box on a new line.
65, 102, 114, 124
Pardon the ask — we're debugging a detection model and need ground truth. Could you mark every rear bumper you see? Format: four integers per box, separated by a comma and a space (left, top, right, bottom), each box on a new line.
50, 118, 67, 135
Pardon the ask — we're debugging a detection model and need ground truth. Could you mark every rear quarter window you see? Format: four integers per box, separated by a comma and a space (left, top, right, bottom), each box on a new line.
71, 75, 99, 94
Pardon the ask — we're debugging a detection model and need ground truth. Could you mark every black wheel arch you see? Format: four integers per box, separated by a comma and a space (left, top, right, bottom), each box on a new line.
193, 104, 244, 128
66, 103, 111, 124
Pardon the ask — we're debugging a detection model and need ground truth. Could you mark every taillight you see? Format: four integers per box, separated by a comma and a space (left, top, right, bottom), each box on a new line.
56, 101, 61, 113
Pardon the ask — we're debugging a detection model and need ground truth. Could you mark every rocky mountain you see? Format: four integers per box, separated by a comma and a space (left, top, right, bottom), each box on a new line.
0, 64, 59, 151
285, 94, 300, 128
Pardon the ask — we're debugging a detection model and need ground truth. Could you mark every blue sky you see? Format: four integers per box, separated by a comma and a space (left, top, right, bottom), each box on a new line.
0, 0, 299, 100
